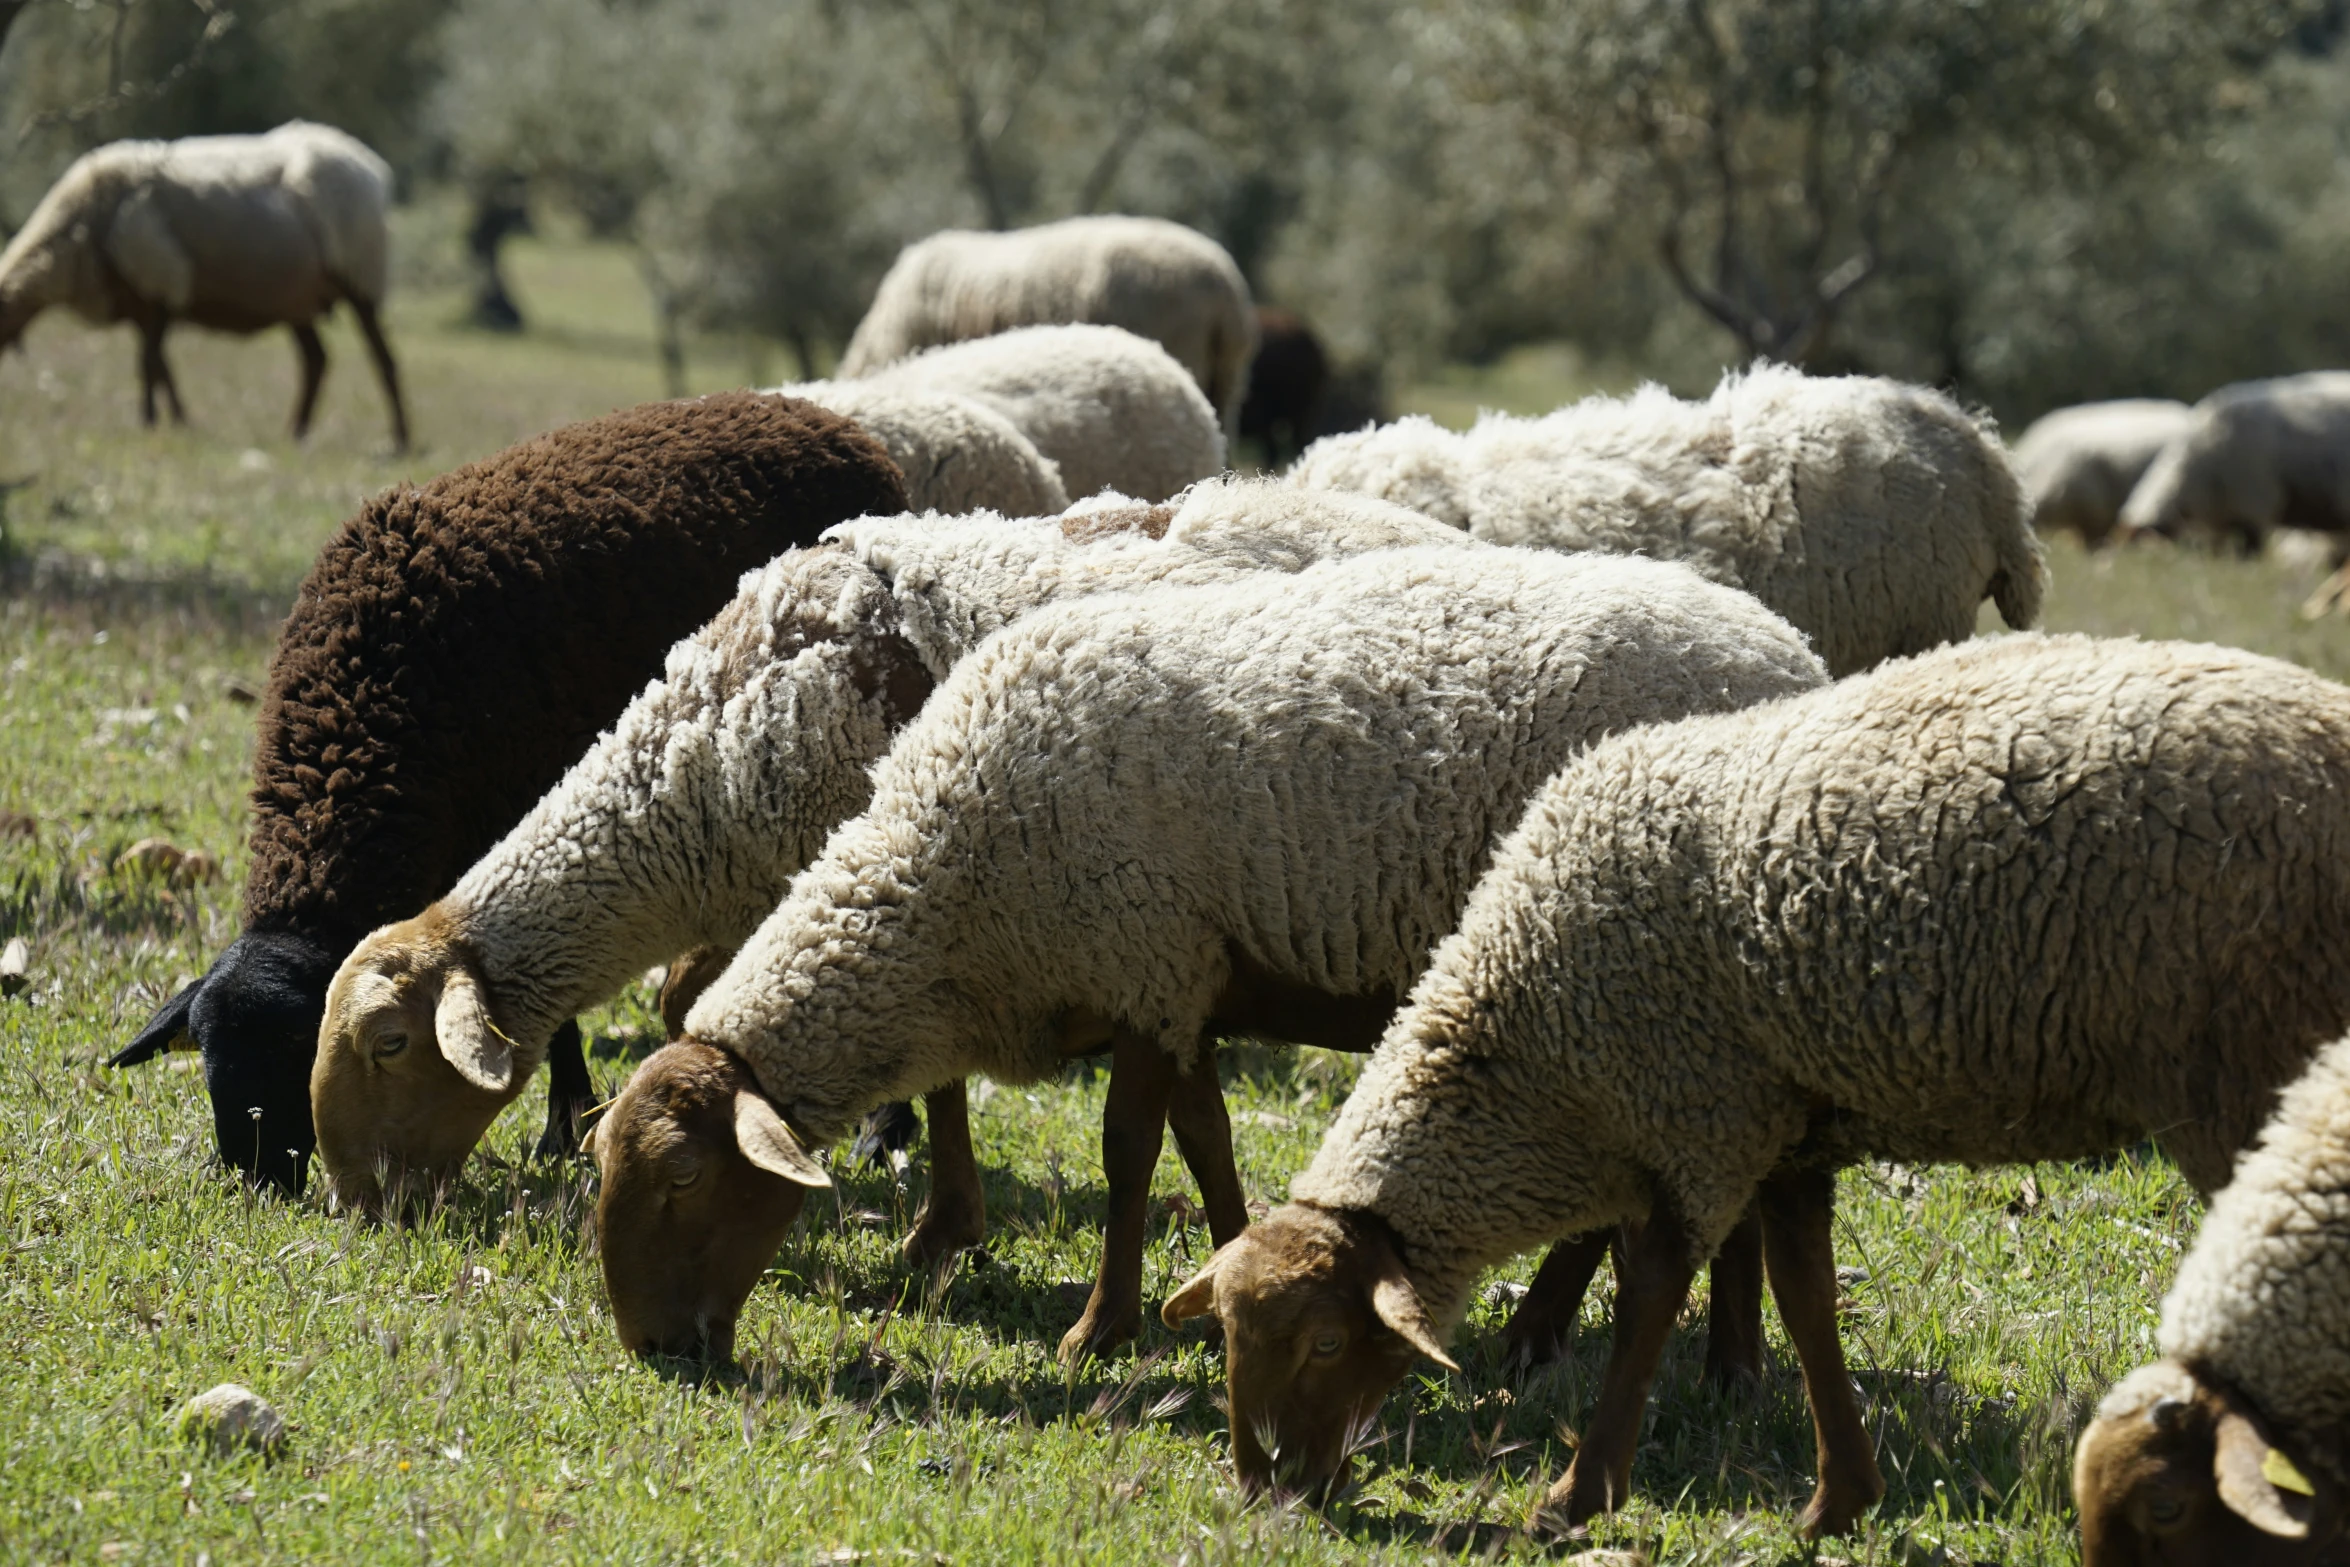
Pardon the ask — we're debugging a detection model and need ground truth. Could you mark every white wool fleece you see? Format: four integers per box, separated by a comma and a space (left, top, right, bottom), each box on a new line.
684, 546, 1827, 1148
765, 381, 1070, 518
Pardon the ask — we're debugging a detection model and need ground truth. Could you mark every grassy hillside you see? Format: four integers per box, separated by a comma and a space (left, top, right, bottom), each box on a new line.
5, 239, 2347, 1564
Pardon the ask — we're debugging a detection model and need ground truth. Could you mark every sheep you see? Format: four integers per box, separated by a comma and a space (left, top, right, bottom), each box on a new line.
585, 546, 1828, 1363
838, 215, 1257, 429
0, 121, 409, 450
859, 323, 1225, 504
1164, 633, 2350, 1539
309, 479, 1468, 1216
1288, 363, 2045, 679
763, 382, 1069, 517
1238, 306, 1330, 468
110, 393, 909, 1193
2008, 398, 2192, 547
2073, 1032, 2350, 1565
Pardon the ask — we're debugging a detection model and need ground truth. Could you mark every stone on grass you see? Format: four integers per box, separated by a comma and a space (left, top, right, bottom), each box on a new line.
175, 1383, 286, 1459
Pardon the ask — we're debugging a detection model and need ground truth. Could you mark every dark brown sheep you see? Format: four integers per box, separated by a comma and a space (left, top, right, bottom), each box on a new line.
1237, 307, 1330, 469
110, 392, 909, 1193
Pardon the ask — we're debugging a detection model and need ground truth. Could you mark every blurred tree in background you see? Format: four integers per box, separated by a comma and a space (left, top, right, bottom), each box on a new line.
4, 0, 2350, 423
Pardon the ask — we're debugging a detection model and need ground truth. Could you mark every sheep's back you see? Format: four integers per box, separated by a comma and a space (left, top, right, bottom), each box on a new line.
242, 391, 908, 948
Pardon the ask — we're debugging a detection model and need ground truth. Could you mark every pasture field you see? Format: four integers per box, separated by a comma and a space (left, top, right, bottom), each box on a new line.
6, 237, 2350, 1566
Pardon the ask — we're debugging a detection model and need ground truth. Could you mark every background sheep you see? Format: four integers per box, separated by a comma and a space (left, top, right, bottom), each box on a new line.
764, 381, 1069, 517
2073, 1030, 2350, 1565
589, 546, 1826, 1363
0, 121, 409, 449
1237, 306, 1330, 467
837, 215, 1257, 430
1288, 363, 2045, 679
308, 480, 1464, 1214
2008, 398, 2193, 547
111, 393, 908, 1193
1169, 634, 2350, 1539
2120, 371, 2350, 563
860, 323, 1224, 503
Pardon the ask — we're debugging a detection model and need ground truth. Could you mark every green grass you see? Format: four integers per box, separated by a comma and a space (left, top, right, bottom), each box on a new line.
8, 237, 2350, 1565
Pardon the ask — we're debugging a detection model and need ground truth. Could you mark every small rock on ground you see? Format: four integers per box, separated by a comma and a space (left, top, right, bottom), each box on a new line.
175, 1383, 286, 1459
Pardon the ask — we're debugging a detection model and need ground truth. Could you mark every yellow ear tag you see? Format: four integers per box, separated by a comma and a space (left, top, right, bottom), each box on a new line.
2263, 1447, 2317, 1497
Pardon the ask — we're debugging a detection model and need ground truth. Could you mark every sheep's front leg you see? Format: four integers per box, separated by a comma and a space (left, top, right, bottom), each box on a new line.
902, 1083, 985, 1267
533, 1019, 593, 1159
289, 322, 328, 439
1759, 1167, 1883, 1537
659, 945, 735, 1038
1543, 1200, 1697, 1526
1701, 1205, 1766, 1391
1500, 1229, 1610, 1370
351, 297, 410, 452
1164, 1038, 1248, 1248
136, 318, 184, 426
1059, 1030, 1173, 1364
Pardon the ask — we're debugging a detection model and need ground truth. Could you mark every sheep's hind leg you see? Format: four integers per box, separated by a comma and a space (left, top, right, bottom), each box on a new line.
1700, 1204, 1766, 1391
351, 297, 410, 453
1164, 1038, 1248, 1248
1059, 1030, 1174, 1364
137, 318, 184, 426
1759, 1167, 1883, 1537
533, 1019, 592, 1159
290, 322, 328, 439
902, 1083, 985, 1267
1542, 1200, 1698, 1527
1500, 1230, 1610, 1371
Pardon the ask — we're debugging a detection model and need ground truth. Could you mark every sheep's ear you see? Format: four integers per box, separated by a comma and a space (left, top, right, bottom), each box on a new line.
2212, 1389, 2315, 1539
734, 1091, 830, 1188
434, 968, 513, 1092
1371, 1261, 1459, 1372
1163, 1248, 1227, 1326
111, 978, 202, 1067
579, 1112, 606, 1161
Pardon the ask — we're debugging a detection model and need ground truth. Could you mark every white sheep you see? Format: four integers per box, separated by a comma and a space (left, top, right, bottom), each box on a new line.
0, 120, 407, 449
763, 382, 1069, 517
860, 323, 1224, 504
2008, 398, 2193, 547
838, 216, 1257, 430
587, 546, 1827, 1363
310, 479, 1466, 1218
2073, 1030, 2350, 1564
1167, 633, 2350, 1539
1289, 363, 2044, 678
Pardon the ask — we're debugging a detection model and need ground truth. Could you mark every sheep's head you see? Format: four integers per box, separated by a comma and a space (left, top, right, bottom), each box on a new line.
1163, 1202, 1456, 1501
311, 908, 528, 1215
2073, 1360, 2341, 1566
588, 1040, 829, 1362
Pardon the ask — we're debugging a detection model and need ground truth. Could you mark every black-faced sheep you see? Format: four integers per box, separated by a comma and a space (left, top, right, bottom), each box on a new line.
0, 121, 409, 450
308, 482, 1464, 1217
1288, 363, 2044, 678
2009, 398, 2192, 547
111, 393, 909, 1192
1238, 306, 1330, 468
838, 216, 1257, 430
1170, 634, 2350, 1539
588, 547, 1826, 1363
2074, 1030, 2350, 1565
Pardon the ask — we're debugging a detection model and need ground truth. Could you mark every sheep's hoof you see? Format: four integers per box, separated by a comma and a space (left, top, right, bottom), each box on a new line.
1796, 1462, 1885, 1538
1057, 1300, 1139, 1366
1543, 1454, 1627, 1529
900, 1204, 984, 1268
1698, 1336, 1765, 1395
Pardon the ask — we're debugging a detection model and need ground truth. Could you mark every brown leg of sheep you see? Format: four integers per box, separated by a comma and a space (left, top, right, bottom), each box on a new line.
533, 1018, 594, 1159
1759, 1167, 1884, 1537
136, 318, 184, 426
901, 1082, 986, 1268
1543, 1201, 1697, 1527
1701, 1204, 1766, 1391
1163, 1038, 1249, 1249
289, 322, 328, 439
1059, 1030, 1174, 1364
1500, 1230, 1611, 1370
658, 945, 736, 1039
350, 297, 410, 453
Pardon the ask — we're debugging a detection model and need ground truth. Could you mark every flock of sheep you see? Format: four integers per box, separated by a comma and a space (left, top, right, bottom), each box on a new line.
14, 122, 2350, 1563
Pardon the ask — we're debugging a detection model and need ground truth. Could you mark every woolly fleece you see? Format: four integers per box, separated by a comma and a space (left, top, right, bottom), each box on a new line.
1289, 363, 2045, 678
1293, 634, 2350, 1320
2121, 372, 2350, 544
682, 547, 1827, 1146
765, 381, 1070, 517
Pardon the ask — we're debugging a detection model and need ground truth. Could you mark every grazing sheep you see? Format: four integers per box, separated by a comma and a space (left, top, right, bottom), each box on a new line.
2074, 1032, 2350, 1565
1166, 634, 2350, 1538
310, 480, 1465, 1215
2121, 374, 2350, 616
111, 394, 908, 1193
765, 382, 1069, 517
862, 323, 1224, 504
590, 547, 1827, 1363
1288, 364, 2044, 678
838, 216, 1257, 428
0, 121, 409, 449
2009, 398, 2193, 547
1238, 306, 1330, 468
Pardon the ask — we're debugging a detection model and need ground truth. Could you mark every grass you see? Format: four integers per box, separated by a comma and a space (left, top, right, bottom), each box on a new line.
7, 230, 2350, 1566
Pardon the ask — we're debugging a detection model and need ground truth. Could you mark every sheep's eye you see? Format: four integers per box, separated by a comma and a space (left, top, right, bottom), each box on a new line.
374, 1032, 408, 1059
1312, 1332, 1344, 1358
2144, 1491, 2186, 1528
671, 1165, 703, 1191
